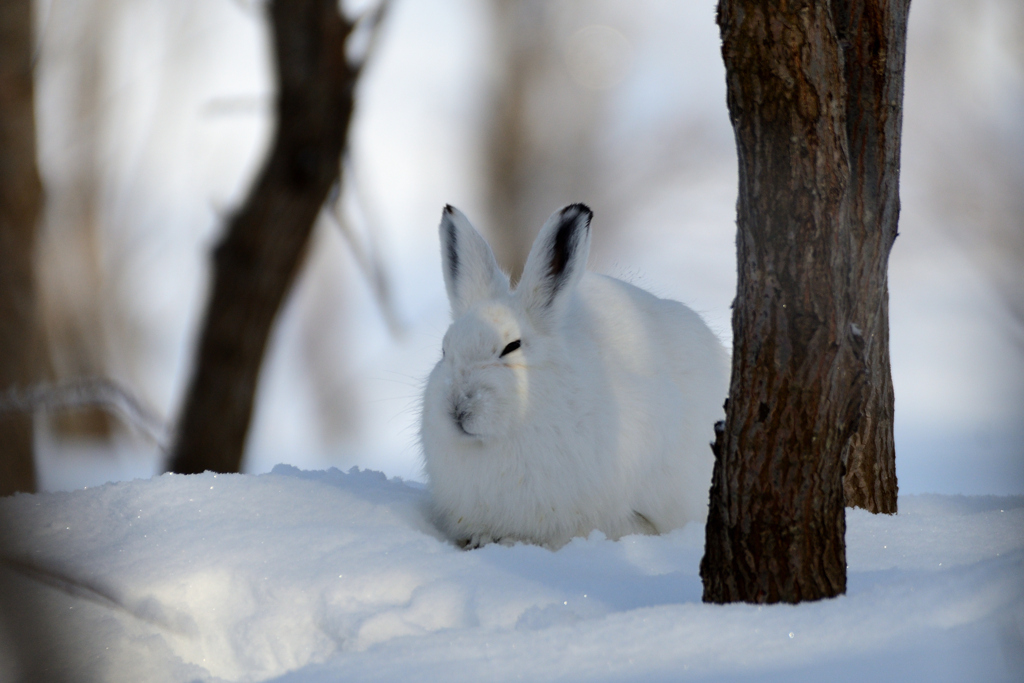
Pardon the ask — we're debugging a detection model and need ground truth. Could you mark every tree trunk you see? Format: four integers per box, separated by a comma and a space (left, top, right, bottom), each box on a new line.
169, 0, 356, 475
701, 0, 857, 604
701, 0, 909, 603
833, 0, 908, 514
0, 0, 42, 495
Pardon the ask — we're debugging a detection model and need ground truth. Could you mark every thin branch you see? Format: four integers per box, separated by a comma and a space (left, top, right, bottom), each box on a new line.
0, 379, 169, 450
349, 0, 392, 73
326, 173, 404, 337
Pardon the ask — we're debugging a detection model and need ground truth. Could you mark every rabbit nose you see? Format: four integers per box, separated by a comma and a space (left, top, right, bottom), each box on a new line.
451, 404, 471, 435
451, 392, 476, 435
452, 407, 470, 435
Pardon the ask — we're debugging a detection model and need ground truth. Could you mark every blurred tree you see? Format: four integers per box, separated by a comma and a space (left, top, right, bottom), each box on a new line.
483, 2, 713, 283
484, 0, 603, 283
0, 0, 43, 495
35, 0, 118, 442
914, 0, 1024, 350
701, 0, 908, 604
169, 0, 375, 475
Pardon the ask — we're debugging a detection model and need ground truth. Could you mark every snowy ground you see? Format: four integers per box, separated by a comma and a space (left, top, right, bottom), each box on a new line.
1, 467, 1021, 682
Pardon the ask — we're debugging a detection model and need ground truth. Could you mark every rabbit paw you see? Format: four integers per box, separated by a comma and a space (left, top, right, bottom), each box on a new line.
456, 533, 496, 550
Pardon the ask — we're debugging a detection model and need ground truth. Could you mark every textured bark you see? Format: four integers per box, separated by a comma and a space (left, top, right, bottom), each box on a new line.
702, 0, 909, 603
701, 0, 856, 604
833, 0, 908, 513
0, 0, 42, 495
169, 0, 356, 474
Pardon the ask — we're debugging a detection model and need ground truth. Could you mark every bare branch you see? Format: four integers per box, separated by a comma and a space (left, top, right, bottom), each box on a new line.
326, 171, 404, 338
0, 379, 168, 450
348, 0, 392, 73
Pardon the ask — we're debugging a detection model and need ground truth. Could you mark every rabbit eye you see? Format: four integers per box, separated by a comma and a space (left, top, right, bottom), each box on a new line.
499, 340, 521, 357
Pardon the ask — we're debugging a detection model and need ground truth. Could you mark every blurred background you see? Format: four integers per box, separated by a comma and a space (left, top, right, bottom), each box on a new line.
28, 0, 1023, 495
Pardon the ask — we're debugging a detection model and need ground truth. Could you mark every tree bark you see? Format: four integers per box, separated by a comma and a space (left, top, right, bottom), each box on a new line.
701, 0, 909, 603
169, 0, 356, 475
833, 0, 908, 514
0, 0, 42, 495
701, 0, 857, 604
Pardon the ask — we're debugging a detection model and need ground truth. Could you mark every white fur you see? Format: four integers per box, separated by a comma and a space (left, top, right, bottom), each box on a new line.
421, 204, 729, 549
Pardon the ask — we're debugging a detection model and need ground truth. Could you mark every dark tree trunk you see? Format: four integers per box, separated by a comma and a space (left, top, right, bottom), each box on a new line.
833, 0, 908, 514
702, 0, 909, 603
169, 0, 356, 475
702, 0, 846, 604
0, 0, 42, 495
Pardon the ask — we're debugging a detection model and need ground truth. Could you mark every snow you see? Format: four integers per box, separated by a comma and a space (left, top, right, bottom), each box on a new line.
2, 467, 1022, 682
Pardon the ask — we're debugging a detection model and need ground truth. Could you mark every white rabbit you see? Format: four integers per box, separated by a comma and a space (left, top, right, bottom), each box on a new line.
421, 203, 729, 549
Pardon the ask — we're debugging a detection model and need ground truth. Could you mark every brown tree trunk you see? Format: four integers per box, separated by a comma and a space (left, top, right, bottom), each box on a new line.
169, 0, 356, 475
833, 0, 908, 514
701, 0, 857, 604
0, 0, 42, 495
701, 0, 909, 603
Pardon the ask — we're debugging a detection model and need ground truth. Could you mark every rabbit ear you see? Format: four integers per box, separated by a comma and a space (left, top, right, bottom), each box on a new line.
517, 203, 592, 323
439, 205, 510, 319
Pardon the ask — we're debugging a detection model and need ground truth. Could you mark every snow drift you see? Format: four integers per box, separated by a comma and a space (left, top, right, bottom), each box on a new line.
1, 467, 1022, 682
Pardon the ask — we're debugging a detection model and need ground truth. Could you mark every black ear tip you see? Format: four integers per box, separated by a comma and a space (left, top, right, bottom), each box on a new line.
561, 203, 593, 224
443, 204, 455, 215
